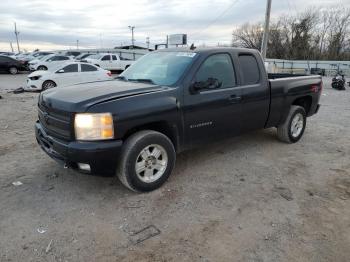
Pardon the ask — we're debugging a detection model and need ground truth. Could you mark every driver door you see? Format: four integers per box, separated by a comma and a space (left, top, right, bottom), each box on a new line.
183, 53, 243, 147
100, 55, 112, 69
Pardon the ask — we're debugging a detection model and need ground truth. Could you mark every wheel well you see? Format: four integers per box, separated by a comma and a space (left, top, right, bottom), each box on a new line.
292, 96, 312, 115
123, 121, 178, 151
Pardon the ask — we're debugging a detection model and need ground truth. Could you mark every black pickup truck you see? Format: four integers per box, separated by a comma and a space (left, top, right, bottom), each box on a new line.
35, 48, 322, 192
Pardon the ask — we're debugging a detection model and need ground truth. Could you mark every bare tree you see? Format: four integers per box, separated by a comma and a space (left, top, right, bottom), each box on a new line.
231, 5, 350, 60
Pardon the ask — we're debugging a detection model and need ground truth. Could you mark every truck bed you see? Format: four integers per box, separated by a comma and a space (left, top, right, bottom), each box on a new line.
266, 74, 322, 128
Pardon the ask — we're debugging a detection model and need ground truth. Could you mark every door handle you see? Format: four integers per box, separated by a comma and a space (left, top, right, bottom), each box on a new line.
228, 95, 242, 103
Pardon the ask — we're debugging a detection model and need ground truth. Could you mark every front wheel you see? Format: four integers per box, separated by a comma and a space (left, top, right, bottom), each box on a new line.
37, 65, 48, 71
42, 80, 56, 91
117, 130, 176, 192
9, 66, 18, 75
277, 105, 306, 143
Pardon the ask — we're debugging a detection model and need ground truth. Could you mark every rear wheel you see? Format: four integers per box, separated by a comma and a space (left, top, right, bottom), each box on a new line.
42, 80, 56, 91
117, 130, 176, 192
37, 65, 47, 71
9, 66, 18, 75
277, 105, 306, 143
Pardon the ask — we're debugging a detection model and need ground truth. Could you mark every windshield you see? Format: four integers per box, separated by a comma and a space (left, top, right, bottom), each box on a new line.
40, 54, 54, 61
120, 51, 197, 86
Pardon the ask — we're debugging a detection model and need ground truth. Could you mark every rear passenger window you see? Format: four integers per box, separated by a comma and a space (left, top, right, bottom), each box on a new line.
238, 54, 260, 85
81, 64, 98, 72
112, 55, 118, 60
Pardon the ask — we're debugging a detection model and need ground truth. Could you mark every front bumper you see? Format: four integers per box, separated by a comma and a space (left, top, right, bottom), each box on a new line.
25, 79, 42, 91
35, 121, 123, 175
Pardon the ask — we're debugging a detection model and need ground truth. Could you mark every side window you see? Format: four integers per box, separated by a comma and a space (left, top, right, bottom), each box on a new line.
61, 56, 70, 61
81, 64, 98, 72
102, 55, 110, 61
112, 55, 118, 60
238, 54, 260, 85
61, 64, 78, 73
195, 53, 236, 89
47, 56, 57, 61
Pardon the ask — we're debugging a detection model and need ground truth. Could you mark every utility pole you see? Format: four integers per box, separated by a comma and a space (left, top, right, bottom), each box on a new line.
14, 22, 20, 53
261, 0, 272, 60
146, 37, 150, 49
128, 26, 135, 48
76, 40, 79, 50
10, 42, 14, 52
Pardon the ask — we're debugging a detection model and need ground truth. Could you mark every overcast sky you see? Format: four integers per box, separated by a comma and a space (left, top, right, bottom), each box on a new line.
0, 0, 348, 51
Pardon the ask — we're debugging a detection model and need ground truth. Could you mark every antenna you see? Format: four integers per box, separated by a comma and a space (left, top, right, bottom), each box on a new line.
14, 22, 20, 53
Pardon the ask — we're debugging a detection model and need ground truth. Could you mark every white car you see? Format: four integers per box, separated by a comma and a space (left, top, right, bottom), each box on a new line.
85, 53, 134, 71
25, 62, 113, 91
29, 55, 72, 71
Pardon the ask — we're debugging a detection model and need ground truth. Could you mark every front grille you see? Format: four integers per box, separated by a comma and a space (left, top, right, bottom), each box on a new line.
38, 103, 73, 141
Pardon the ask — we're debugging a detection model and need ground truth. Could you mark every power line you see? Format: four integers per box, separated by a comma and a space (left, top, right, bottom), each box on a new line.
191, 0, 241, 39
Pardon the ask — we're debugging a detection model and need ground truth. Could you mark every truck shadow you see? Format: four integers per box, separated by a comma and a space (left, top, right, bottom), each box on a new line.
50, 128, 279, 196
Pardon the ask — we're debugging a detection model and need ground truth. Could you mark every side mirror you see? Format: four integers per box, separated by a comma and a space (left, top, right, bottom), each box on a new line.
190, 77, 222, 94
57, 69, 65, 73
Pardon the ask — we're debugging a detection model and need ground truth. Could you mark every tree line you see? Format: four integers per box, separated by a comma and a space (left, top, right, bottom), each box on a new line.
232, 6, 350, 60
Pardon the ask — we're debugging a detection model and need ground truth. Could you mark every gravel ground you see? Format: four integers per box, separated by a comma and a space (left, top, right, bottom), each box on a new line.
0, 74, 349, 262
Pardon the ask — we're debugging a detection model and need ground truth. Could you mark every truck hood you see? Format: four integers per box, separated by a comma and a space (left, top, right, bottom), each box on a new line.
40, 79, 170, 112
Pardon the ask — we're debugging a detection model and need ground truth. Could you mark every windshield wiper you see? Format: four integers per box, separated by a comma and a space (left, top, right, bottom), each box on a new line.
128, 78, 155, 84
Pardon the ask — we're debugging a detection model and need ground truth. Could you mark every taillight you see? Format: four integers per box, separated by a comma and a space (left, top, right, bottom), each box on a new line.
107, 71, 112, 77
311, 83, 322, 93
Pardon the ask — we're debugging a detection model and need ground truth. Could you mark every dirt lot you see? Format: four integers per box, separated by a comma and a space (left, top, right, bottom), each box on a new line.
0, 74, 349, 262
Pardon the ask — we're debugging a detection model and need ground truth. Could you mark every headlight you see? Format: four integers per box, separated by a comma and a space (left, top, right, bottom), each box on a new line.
29, 76, 41, 80
74, 113, 114, 141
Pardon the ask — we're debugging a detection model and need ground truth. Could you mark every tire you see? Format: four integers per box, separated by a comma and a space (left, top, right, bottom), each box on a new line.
277, 105, 306, 143
42, 80, 56, 91
9, 66, 18, 75
37, 65, 47, 71
117, 130, 176, 192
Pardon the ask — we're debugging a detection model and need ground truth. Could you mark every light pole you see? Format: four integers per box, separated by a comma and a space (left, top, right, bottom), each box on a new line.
14, 22, 20, 53
261, 0, 272, 60
128, 26, 135, 48
146, 37, 150, 49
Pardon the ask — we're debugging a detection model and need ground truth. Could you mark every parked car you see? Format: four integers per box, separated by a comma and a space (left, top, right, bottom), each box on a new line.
0, 55, 27, 74
26, 62, 112, 91
21, 52, 54, 63
29, 55, 72, 71
0, 52, 15, 56
75, 53, 95, 61
64, 51, 81, 57
85, 53, 134, 71
35, 47, 322, 192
